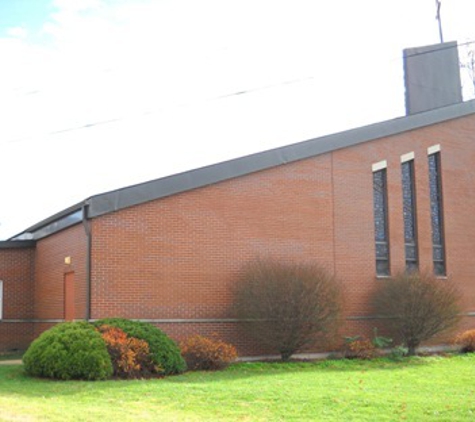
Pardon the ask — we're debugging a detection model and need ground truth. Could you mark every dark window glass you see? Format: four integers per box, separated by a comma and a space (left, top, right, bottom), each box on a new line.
428, 153, 446, 276
373, 169, 390, 276
401, 160, 418, 272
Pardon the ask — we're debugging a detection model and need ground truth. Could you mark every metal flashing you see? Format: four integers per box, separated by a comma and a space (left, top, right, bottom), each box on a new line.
9, 98, 475, 240
9, 201, 84, 240
10, 210, 83, 241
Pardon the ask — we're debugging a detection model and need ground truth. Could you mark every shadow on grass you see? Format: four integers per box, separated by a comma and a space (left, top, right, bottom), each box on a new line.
174, 353, 474, 385
170, 356, 433, 381
0, 354, 441, 398
4, 353, 471, 399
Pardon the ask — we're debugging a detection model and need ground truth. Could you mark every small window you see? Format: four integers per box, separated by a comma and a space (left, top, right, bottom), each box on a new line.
401, 160, 418, 272
373, 168, 390, 276
428, 152, 446, 276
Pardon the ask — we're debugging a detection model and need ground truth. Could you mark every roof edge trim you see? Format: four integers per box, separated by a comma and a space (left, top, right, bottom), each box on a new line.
0, 240, 36, 249
87, 99, 475, 218
10, 98, 475, 236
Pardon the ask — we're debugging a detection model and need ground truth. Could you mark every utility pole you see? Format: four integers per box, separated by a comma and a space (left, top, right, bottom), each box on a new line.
435, 0, 444, 43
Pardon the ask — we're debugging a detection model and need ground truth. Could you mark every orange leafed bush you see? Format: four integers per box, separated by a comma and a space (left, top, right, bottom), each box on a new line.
180, 334, 238, 371
454, 329, 475, 353
344, 338, 377, 359
97, 325, 160, 378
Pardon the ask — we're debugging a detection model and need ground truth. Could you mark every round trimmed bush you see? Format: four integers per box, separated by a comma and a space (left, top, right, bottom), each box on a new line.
95, 318, 186, 375
23, 322, 113, 380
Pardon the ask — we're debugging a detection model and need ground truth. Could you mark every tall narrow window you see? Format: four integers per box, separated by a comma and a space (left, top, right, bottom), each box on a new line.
373, 168, 390, 276
428, 152, 446, 276
401, 159, 418, 272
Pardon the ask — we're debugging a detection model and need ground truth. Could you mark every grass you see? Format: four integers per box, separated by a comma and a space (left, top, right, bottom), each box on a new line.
0, 355, 474, 421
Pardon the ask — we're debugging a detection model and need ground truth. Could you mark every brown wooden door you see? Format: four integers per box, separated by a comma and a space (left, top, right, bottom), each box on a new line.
64, 272, 75, 321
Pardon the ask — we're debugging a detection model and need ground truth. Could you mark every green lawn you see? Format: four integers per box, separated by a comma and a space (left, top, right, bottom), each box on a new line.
0, 355, 474, 421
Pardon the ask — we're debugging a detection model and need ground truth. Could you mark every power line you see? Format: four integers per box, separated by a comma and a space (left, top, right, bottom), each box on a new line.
403, 39, 475, 58
1, 76, 315, 145
2, 39, 475, 146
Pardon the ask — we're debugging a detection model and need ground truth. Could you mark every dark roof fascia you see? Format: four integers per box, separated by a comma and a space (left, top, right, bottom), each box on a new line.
8, 201, 85, 241
86, 99, 475, 218
9, 98, 475, 239
22, 201, 85, 234
0, 240, 36, 249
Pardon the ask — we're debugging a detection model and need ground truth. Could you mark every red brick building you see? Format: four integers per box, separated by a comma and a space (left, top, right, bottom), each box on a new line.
1, 43, 474, 354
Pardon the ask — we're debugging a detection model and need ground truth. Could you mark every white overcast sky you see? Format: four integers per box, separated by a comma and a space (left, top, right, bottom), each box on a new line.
1, 0, 475, 239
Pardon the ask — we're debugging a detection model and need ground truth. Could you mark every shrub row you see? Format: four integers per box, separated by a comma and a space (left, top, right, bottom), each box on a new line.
95, 318, 186, 375
235, 261, 464, 360
22, 259, 471, 379
24, 319, 187, 380
23, 319, 238, 380
343, 328, 475, 360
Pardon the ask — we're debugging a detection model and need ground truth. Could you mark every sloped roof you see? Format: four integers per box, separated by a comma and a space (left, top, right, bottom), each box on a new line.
10, 98, 475, 241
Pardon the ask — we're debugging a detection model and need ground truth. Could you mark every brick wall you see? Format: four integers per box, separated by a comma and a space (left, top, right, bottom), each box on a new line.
0, 322, 34, 351
0, 246, 35, 350
3, 113, 475, 355
89, 113, 475, 355
332, 114, 475, 320
34, 223, 88, 323
331, 114, 475, 346
90, 154, 334, 354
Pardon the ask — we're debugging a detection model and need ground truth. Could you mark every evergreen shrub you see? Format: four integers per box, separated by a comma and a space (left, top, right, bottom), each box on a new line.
23, 322, 112, 380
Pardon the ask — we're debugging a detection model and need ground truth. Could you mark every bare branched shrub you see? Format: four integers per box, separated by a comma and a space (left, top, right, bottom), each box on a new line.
372, 272, 461, 356
234, 259, 341, 361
